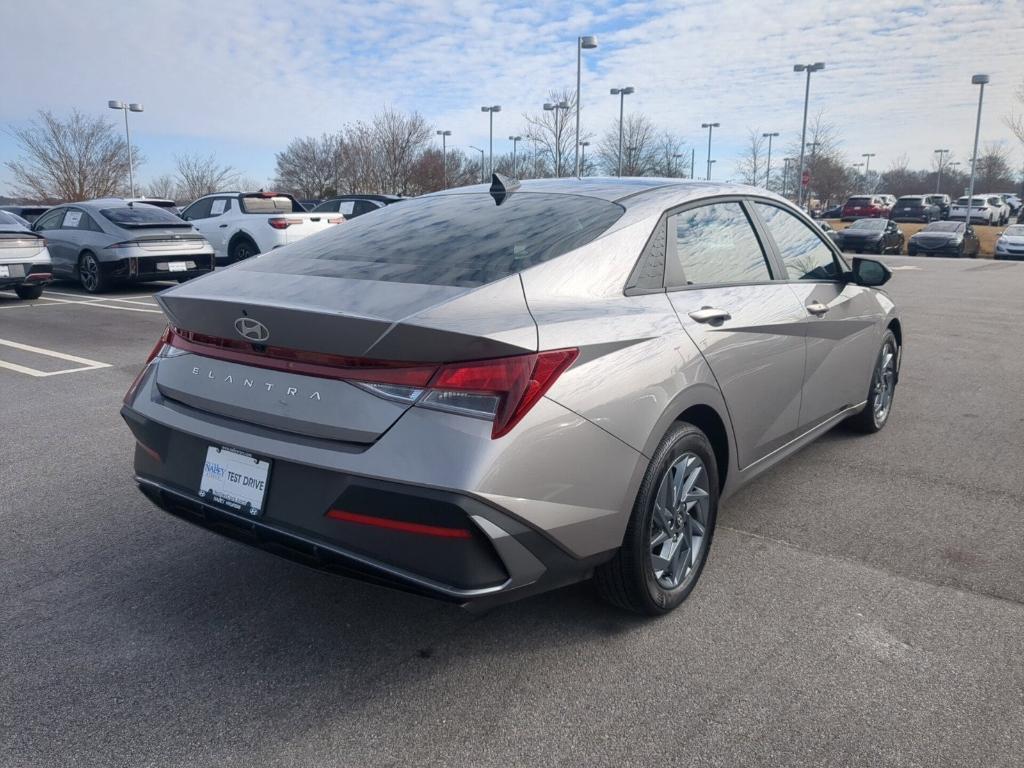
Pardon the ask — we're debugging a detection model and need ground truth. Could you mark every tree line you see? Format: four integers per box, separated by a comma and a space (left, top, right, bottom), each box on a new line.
5, 81, 1024, 204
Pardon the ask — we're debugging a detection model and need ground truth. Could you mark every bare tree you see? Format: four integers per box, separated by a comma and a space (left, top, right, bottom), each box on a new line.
407, 147, 478, 195
337, 121, 379, 193
1004, 79, 1024, 162
5, 110, 142, 201
879, 154, 925, 198
523, 89, 587, 178
972, 141, 1015, 191
274, 134, 343, 198
650, 132, 690, 178
144, 174, 178, 200
736, 130, 766, 186
373, 108, 433, 195
784, 113, 853, 207
175, 153, 239, 201
596, 113, 660, 176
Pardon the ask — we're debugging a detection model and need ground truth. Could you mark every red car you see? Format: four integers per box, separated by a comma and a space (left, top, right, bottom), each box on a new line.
841, 195, 892, 221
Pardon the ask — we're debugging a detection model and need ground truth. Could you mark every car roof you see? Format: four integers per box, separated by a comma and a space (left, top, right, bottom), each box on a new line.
321, 194, 405, 203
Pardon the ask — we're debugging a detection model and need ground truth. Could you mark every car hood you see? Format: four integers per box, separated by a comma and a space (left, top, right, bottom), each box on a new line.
998, 235, 1024, 246
840, 229, 884, 238
911, 231, 959, 242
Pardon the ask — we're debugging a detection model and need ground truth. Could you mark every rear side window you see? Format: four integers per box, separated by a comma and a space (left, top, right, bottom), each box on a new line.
755, 203, 841, 281
246, 192, 624, 287
667, 202, 771, 287
240, 195, 304, 214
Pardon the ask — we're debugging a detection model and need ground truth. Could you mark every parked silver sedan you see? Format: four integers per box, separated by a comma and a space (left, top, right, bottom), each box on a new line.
32, 200, 215, 293
0, 210, 52, 300
123, 177, 901, 615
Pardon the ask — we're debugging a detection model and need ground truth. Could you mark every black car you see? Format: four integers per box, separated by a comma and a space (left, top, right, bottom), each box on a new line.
924, 194, 951, 220
311, 194, 405, 219
837, 218, 904, 254
906, 221, 980, 258
0, 205, 50, 224
891, 195, 940, 223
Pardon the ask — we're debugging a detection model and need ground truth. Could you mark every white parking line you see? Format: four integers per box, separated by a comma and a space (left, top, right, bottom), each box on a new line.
0, 338, 111, 377
45, 289, 161, 306
35, 296, 163, 314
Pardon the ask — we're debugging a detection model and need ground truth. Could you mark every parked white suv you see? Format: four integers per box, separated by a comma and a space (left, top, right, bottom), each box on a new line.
180, 192, 342, 265
949, 196, 998, 225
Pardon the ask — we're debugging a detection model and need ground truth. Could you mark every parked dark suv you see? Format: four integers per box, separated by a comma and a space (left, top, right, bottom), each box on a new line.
892, 196, 940, 223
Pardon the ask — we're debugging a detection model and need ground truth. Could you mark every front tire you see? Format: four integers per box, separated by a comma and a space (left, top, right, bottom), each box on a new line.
595, 422, 719, 615
14, 284, 44, 300
846, 330, 898, 434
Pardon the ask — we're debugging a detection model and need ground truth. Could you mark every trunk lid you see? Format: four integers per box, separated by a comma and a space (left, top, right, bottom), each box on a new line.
153, 263, 536, 444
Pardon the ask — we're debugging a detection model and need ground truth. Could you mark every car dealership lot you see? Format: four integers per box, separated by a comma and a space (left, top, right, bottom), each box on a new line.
3, 260, 1024, 767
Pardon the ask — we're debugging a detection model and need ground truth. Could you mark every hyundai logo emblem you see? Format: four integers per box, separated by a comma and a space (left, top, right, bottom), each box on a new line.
234, 317, 270, 342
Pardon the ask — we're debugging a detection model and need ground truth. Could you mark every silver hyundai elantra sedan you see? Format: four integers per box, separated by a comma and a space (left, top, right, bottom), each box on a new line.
122, 177, 901, 615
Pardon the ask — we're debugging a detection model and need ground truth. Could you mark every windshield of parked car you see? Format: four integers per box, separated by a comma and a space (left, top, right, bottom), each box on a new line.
248, 192, 625, 287
849, 219, 886, 230
846, 197, 872, 206
99, 204, 190, 228
1004, 225, 1024, 236
924, 222, 963, 233
240, 194, 305, 213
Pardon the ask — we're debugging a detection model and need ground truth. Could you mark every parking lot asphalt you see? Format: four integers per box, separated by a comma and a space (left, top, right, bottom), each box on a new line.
2, 261, 1023, 768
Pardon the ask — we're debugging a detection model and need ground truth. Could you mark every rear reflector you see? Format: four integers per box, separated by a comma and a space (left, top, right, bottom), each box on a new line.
123, 326, 172, 405
326, 508, 473, 539
159, 327, 578, 439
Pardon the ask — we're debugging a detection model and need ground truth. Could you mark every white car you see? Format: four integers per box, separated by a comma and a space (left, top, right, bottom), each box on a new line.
949, 196, 997, 225
0, 210, 52, 300
995, 224, 1024, 260
180, 192, 343, 265
983, 194, 1011, 225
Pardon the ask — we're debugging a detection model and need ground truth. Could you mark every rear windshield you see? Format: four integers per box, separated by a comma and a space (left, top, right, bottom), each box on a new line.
0, 210, 29, 228
897, 197, 923, 204
849, 219, 886, 230
846, 197, 872, 206
251, 192, 625, 287
240, 195, 304, 214
100, 204, 189, 227
924, 222, 963, 233
955, 197, 986, 206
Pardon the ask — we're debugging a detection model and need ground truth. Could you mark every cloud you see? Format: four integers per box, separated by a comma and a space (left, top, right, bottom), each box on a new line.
1, 0, 1022, 186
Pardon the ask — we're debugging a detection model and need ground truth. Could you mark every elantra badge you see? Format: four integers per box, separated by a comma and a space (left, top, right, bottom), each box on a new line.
234, 317, 270, 342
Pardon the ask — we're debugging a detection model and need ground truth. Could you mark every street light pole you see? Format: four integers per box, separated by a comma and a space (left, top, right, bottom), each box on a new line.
862, 152, 876, 181
609, 87, 635, 176
579, 141, 590, 175
793, 62, 824, 206
469, 145, 485, 183
965, 74, 990, 228
701, 122, 719, 180
508, 135, 522, 177
436, 130, 451, 189
480, 106, 501, 176
762, 132, 779, 188
934, 148, 950, 194
108, 100, 144, 198
575, 35, 598, 178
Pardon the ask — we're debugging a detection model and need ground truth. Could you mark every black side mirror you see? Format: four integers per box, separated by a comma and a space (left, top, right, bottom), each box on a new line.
849, 257, 891, 287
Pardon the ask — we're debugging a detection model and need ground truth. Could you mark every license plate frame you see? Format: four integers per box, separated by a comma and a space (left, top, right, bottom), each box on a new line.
167, 261, 188, 273
199, 445, 271, 517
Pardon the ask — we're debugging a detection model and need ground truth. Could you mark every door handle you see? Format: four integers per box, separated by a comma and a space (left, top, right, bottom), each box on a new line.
806, 301, 830, 316
218, 224, 228, 228
688, 307, 732, 324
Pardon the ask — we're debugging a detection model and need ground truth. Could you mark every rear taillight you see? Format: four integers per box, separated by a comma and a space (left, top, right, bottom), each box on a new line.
268, 218, 303, 230
327, 217, 344, 225
123, 326, 173, 405
162, 327, 577, 439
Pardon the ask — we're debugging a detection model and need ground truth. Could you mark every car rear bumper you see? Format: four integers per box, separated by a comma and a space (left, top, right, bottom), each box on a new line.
102, 253, 215, 283
120, 360, 642, 608
0, 262, 52, 288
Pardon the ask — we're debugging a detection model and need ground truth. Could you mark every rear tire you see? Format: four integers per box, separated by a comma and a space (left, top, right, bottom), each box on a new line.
846, 330, 898, 434
595, 422, 719, 615
229, 237, 259, 264
78, 252, 108, 294
14, 284, 44, 300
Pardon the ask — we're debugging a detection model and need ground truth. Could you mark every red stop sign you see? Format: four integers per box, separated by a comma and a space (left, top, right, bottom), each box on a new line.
801, 169, 811, 187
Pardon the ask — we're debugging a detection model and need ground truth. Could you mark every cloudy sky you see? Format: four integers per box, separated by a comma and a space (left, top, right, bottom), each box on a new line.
2, 0, 1022, 192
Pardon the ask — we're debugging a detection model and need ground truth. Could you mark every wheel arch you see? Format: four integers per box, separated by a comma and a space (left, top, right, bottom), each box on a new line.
676, 404, 730, 493
227, 229, 259, 252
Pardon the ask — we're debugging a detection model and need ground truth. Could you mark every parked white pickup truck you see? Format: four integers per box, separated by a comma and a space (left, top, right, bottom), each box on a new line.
180, 192, 342, 265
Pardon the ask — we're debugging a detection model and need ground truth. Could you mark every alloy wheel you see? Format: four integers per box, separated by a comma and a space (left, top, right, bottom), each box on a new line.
80, 255, 99, 292
649, 453, 710, 590
872, 340, 897, 425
